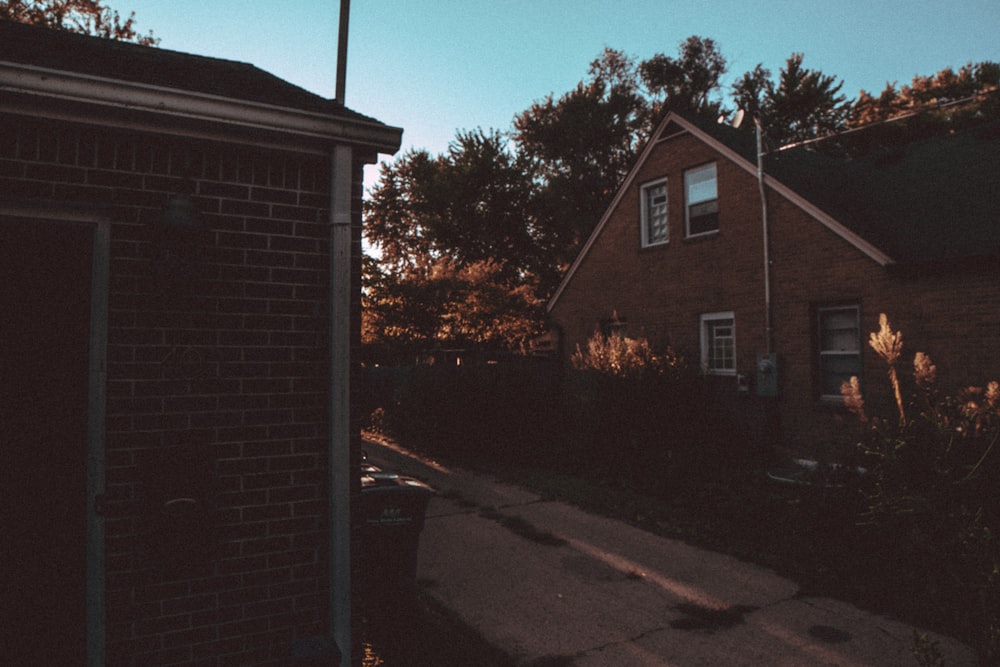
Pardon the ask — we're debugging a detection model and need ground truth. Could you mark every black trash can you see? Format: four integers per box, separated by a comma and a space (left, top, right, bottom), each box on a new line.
358, 469, 435, 597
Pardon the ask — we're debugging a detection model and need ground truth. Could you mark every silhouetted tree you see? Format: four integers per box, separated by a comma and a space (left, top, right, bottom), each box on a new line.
513, 48, 651, 258
0, 0, 158, 45
640, 36, 728, 119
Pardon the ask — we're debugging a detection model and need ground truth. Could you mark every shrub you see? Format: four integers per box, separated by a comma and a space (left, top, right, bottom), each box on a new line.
843, 314, 1000, 659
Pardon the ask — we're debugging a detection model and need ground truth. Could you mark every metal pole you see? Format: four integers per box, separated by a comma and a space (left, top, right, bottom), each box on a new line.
336, 0, 350, 104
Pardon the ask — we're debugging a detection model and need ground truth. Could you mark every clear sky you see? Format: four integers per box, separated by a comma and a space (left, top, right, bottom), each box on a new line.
126, 0, 999, 188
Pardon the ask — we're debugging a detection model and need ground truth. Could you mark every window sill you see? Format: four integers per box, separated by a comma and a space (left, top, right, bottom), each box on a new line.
683, 230, 719, 243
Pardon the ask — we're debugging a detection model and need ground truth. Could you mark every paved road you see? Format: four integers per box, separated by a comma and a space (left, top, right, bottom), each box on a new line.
364, 438, 977, 666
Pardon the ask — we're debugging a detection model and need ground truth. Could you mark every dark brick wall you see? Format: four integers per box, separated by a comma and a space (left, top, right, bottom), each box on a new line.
1, 113, 367, 665
550, 129, 1000, 458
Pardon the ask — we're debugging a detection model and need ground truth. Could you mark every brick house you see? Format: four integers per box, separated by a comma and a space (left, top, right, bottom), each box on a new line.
1, 21, 400, 666
547, 111, 1000, 459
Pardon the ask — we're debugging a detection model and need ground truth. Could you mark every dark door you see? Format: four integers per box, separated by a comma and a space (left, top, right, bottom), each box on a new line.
1, 218, 93, 664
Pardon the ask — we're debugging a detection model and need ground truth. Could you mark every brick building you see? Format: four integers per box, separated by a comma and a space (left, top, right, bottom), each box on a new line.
1, 21, 400, 665
547, 111, 1000, 459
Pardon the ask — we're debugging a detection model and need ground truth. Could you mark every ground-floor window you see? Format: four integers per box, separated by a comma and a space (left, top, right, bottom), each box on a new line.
700, 311, 735, 374
817, 304, 861, 397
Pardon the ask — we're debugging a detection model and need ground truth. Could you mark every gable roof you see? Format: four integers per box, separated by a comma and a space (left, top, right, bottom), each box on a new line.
0, 20, 401, 151
548, 111, 1000, 311
766, 122, 1000, 264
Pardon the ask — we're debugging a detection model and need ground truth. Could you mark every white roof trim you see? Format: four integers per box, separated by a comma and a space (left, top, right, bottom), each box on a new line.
0, 61, 403, 153
547, 112, 894, 312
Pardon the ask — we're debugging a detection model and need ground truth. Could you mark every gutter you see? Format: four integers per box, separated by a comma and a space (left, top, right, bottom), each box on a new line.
0, 61, 402, 151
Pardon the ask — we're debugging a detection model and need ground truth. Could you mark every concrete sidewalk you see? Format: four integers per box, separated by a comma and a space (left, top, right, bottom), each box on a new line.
363, 438, 977, 666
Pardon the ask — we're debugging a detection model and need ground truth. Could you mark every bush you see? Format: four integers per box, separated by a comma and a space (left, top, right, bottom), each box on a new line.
844, 314, 1000, 659
373, 331, 756, 498
379, 359, 563, 468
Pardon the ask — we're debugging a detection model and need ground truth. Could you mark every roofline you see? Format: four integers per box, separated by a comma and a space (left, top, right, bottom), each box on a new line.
0, 60, 403, 154
547, 112, 894, 313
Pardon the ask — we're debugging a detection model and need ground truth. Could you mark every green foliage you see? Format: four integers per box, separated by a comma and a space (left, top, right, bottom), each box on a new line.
570, 329, 682, 379
0, 0, 158, 45
843, 317, 1000, 662
376, 361, 562, 469
513, 48, 652, 257
373, 331, 756, 497
363, 129, 548, 362
852, 62, 1000, 126
640, 36, 728, 118
365, 37, 999, 363
732, 53, 852, 147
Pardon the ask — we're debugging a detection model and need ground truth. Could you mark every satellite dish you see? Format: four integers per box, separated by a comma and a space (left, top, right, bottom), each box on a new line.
731, 108, 745, 129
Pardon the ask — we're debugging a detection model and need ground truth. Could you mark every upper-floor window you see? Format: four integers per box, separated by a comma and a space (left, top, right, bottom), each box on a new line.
817, 305, 861, 398
641, 178, 668, 246
685, 163, 718, 237
701, 311, 735, 375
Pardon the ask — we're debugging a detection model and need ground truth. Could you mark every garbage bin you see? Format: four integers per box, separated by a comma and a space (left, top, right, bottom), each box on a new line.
358, 469, 435, 596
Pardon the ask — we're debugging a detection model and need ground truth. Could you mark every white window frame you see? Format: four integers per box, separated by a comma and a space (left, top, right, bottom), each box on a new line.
817, 305, 862, 399
700, 311, 736, 375
684, 162, 719, 238
640, 178, 668, 247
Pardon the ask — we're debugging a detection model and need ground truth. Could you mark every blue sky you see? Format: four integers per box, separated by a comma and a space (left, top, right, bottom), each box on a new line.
126, 1, 999, 187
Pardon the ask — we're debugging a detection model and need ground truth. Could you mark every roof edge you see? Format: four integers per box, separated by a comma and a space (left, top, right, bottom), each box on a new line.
0, 60, 403, 153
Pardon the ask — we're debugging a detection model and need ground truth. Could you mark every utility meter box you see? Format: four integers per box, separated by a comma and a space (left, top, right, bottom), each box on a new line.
756, 352, 778, 397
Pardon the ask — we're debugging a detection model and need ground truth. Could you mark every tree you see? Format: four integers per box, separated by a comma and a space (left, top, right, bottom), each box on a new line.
363, 129, 548, 359
730, 63, 772, 125
366, 129, 542, 279
763, 53, 851, 146
730, 53, 851, 148
640, 36, 728, 119
0, 0, 158, 45
513, 48, 651, 259
850, 62, 1000, 126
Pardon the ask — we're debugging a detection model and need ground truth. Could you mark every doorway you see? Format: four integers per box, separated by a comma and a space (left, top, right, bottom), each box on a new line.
1, 217, 95, 664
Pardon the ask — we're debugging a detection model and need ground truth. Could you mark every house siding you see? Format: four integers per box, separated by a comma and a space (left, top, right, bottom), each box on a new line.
550, 121, 1000, 460
1, 113, 367, 665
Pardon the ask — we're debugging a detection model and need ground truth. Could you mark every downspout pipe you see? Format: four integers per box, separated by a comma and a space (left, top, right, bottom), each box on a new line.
755, 117, 772, 357
329, 144, 353, 666
330, 1, 353, 664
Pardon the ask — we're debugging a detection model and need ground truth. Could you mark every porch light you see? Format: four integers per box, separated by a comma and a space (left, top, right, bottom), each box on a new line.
151, 192, 203, 292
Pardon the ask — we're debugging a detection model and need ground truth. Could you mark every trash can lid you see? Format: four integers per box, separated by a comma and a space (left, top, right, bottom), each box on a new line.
361, 472, 435, 495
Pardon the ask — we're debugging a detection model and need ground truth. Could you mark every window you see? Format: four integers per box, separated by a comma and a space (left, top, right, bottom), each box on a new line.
685, 163, 718, 237
818, 305, 861, 397
641, 179, 668, 246
701, 312, 735, 374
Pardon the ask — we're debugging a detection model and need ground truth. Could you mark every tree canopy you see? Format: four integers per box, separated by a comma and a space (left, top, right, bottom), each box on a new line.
0, 0, 158, 45
364, 35, 999, 363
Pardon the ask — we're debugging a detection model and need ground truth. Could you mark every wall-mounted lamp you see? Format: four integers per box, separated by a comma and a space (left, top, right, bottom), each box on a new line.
162, 192, 202, 231
152, 192, 203, 293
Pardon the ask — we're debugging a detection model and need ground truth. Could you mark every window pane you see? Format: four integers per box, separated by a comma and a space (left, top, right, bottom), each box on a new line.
688, 200, 719, 235
819, 309, 859, 352
686, 164, 718, 235
820, 354, 862, 395
685, 164, 717, 204
705, 316, 735, 372
644, 183, 668, 244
